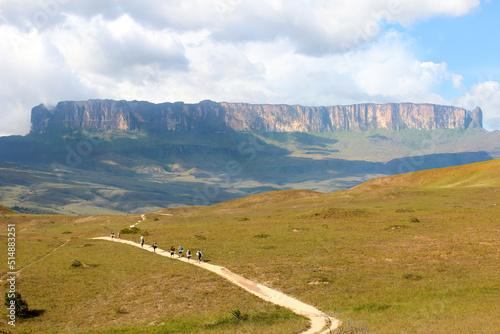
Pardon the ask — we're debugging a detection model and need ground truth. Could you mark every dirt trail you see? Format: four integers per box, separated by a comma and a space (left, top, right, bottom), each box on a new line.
93, 237, 340, 334
0, 239, 71, 282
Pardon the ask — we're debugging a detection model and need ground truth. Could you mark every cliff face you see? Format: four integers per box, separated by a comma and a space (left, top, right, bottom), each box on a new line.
30, 99, 483, 134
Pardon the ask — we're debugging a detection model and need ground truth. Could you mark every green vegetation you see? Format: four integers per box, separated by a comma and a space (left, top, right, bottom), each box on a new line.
1, 128, 498, 215
4, 292, 29, 318
119, 227, 142, 235
71, 260, 82, 268
0, 205, 17, 214
0, 159, 499, 333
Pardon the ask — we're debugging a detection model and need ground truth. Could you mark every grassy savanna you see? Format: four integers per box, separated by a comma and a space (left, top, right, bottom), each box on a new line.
1, 159, 499, 333
0, 214, 308, 333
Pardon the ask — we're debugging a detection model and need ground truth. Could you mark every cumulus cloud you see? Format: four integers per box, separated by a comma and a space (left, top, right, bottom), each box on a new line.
1, 0, 482, 55
56, 14, 188, 78
0, 23, 95, 136
0, 0, 497, 136
453, 81, 500, 131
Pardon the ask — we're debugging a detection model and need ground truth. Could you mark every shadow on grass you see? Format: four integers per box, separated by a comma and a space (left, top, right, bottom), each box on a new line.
21, 309, 46, 319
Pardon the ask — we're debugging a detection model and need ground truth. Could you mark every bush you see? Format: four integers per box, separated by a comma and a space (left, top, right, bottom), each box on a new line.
114, 306, 128, 314
396, 208, 415, 213
71, 260, 82, 268
4, 291, 30, 318
403, 273, 423, 281
120, 227, 141, 234
410, 217, 420, 223
231, 308, 246, 321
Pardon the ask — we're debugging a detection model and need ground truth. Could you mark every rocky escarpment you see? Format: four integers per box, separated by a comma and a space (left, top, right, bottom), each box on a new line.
31, 99, 483, 134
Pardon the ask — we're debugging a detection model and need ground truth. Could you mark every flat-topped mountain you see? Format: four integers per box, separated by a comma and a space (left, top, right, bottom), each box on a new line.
1, 99, 496, 215
31, 99, 483, 134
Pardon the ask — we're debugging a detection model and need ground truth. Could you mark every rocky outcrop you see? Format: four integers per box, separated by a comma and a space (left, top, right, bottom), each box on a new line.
31, 99, 483, 134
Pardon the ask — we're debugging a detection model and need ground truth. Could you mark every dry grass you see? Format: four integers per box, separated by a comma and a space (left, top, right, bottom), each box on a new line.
1, 159, 499, 333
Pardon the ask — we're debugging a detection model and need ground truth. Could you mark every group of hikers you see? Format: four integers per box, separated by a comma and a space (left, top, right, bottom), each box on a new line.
148, 238, 203, 263
110, 232, 203, 262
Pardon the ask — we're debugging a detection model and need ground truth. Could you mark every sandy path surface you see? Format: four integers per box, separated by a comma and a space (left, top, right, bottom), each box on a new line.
94, 237, 341, 334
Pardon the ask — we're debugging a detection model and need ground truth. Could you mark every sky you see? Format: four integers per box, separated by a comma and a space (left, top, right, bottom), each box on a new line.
0, 0, 499, 136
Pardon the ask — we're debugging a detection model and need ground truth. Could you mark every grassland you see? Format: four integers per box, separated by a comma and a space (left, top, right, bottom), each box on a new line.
1, 160, 499, 333
0, 205, 16, 214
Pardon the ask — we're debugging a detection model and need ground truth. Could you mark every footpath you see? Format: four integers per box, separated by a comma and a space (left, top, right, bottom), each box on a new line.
94, 237, 341, 334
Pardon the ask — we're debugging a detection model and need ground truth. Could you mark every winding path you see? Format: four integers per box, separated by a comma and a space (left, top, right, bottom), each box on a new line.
93, 237, 341, 334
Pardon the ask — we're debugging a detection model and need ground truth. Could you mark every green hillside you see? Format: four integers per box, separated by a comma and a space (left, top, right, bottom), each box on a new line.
0, 205, 16, 214
356, 158, 500, 189
1, 160, 498, 333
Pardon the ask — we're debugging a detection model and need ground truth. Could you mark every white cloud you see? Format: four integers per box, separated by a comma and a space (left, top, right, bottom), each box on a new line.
0, 0, 482, 55
0, 0, 498, 136
453, 81, 500, 131
56, 15, 188, 78
0, 23, 95, 135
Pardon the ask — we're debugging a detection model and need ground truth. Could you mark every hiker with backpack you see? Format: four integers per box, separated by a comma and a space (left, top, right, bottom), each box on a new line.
196, 250, 202, 263
152, 242, 158, 253
186, 250, 192, 262
140, 235, 145, 247
170, 246, 175, 257
178, 246, 183, 258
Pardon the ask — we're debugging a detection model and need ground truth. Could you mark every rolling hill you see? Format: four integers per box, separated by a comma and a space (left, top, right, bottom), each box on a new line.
2, 160, 497, 333
0, 205, 16, 214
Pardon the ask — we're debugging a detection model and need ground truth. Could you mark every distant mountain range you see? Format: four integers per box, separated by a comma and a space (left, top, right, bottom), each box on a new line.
32, 100, 483, 134
0, 99, 498, 215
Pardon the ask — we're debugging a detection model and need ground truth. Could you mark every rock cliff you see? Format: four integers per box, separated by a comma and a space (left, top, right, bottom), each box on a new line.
30, 99, 483, 134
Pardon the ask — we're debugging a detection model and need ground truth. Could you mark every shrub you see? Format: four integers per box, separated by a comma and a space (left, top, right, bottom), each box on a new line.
4, 291, 30, 318
114, 306, 128, 314
71, 260, 82, 268
254, 234, 270, 238
230, 308, 247, 321
396, 208, 415, 213
410, 217, 420, 223
120, 227, 141, 234
403, 273, 423, 281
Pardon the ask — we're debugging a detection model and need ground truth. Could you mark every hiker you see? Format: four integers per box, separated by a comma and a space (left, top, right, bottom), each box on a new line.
117, 233, 121, 239
152, 242, 158, 253
140, 235, 145, 247
170, 246, 175, 257
196, 250, 202, 263
178, 246, 183, 258
110, 232, 115, 239
186, 250, 192, 262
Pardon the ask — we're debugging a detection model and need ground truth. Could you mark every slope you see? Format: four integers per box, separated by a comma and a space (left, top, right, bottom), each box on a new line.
0, 160, 498, 333
355, 158, 500, 189
0, 205, 16, 214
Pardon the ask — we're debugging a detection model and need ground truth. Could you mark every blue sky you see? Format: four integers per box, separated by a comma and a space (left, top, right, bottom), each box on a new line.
0, 0, 499, 135
405, 0, 500, 98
